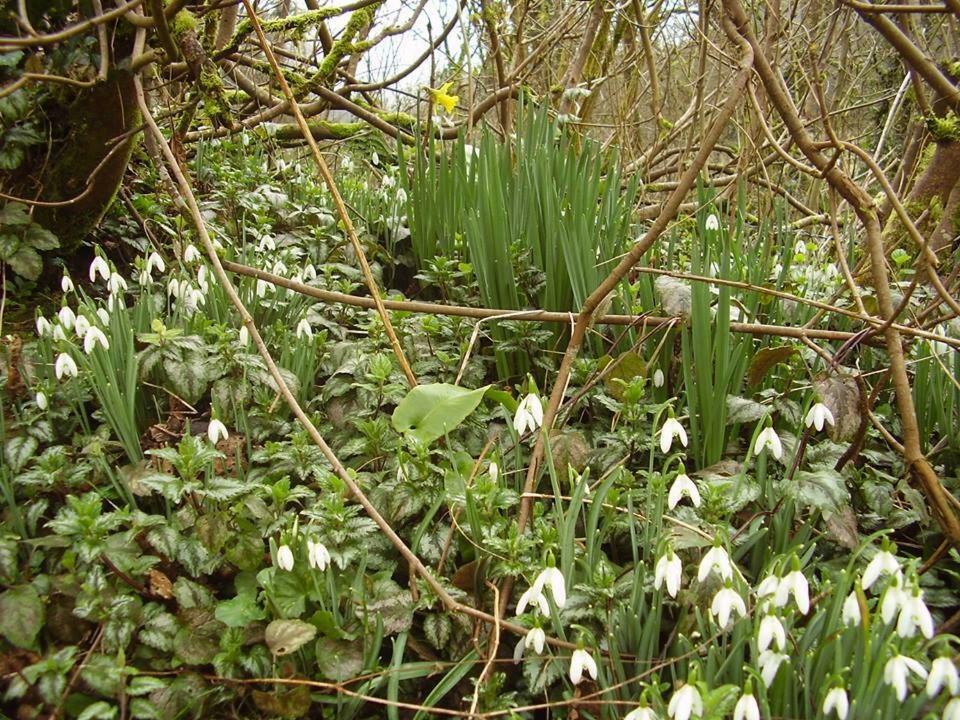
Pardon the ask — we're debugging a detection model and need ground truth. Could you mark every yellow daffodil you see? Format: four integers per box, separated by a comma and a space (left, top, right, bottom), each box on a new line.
428, 82, 459, 114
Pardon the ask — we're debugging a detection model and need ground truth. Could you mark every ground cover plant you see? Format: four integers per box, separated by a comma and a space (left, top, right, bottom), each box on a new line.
1, 0, 960, 718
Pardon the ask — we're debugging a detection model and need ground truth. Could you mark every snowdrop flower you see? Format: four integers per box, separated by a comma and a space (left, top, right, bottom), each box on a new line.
107, 292, 125, 311
569, 648, 598, 685
35, 391, 48, 410
183, 244, 201, 263
167, 278, 181, 297
74, 314, 90, 338
758, 649, 788, 687
197, 265, 209, 292
927, 657, 959, 698
756, 575, 780, 600
711, 584, 747, 628
653, 369, 665, 388
754, 425, 783, 460
83, 326, 109, 354
513, 393, 544, 435
303, 264, 317, 281
55, 353, 78, 379
897, 585, 934, 639
257, 235, 276, 252
668, 471, 700, 509
667, 682, 702, 720
655, 550, 683, 598
822, 686, 849, 720
774, 566, 810, 614
698, 544, 733, 583
52, 324, 67, 341
89, 255, 110, 282
533, 566, 566, 607
842, 591, 861, 627
488, 462, 499, 482
733, 691, 759, 720
107, 272, 127, 295
208, 417, 229, 445
61, 274, 74, 293
58, 305, 76, 330
515, 584, 550, 616
307, 539, 331, 571
804, 402, 835, 432
276, 544, 295, 571
296, 318, 313, 339
862, 548, 900, 590
705, 214, 720, 232
884, 654, 927, 701
945, 698, 960, 720
758, 612, 787, 652
660, 417, 688, 454
256, 279, 270, 297
36, 315, 52, 336
513, 626, 547, 662
880, 573, 907, 625
624, 705, 658, 720
146, 252, 165, 275
96, 308, 109, 325
239, 326, 250, 347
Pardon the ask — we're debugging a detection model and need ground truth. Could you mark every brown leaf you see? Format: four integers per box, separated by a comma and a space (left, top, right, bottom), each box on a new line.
149, 569, 174, 599
747, 345, 797, 387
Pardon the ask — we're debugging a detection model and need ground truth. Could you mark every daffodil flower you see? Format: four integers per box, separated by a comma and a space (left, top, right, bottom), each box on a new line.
668, 471, 700, 509
276, 544, 295, 571
822, 686, 849, 719
307, 539, 331, 571
513, 393, 544, 435
428, 82, 459, 114
884, 654, 927, 701
654, 550, 682, 598
927, 657, 959, 698
804, 402, 835, 432
667, 682, 702, 720
660, 417, 688, 454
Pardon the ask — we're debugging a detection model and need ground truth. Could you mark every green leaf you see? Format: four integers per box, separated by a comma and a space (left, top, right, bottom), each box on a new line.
265, 619, 317, 656
5, 435, 38, 473
315, 637, 363, 681
77, 701, 117, 720
25, 224, 59, 251
0, 202, 31, 226
215, 593, 266, 627
0, 584, 45, 648
391, 383, 490, 445
784, 468, 849, 515
8, 245, 43, 280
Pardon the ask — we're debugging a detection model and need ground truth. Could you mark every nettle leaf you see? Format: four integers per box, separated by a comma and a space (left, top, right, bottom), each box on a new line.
315, 637, 363, 681
5, 435, 38, 473
392, 383, 490, 445
139, 611, 178, 652
265, 619, 317, 656
0, 584, 45, 647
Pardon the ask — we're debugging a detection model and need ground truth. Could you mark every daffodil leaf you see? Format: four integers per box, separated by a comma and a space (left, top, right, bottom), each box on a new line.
392, 383, 490, 445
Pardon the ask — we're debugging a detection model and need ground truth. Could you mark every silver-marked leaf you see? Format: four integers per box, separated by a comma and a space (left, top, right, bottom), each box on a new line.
265, 619, 317, 656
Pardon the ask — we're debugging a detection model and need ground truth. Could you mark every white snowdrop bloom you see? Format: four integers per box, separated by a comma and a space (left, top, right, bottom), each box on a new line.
238, 326, 250, 347
880, 573, 907, 624
137, 269, 151, 286
35, 391, 48, 410
660, 417, 688, 454
382, 174, 396, 188
897, 587, 934, 639
488, 462, 499, 482
83, 326, 109, 354
668, 472, 701, 509
208, 418, 229, 445
36, 315, 52, 336
52, 324, 67, 341
197, 265, 209, 292
396, 188, 407, 205
183, 244, 202, 263
89, 255, 110, 282
146, 252, 165, 275
258, 235, 276, 252
927, 657, 959, 698
513, 393, 544, 435
705, 214, 720, 232
272, 260, 287, 277
756, 575, 780, 600
698, 545, 733, 583
61, 274, 74, 293
256, 279, 270, 297
371, 151, 380, 166
513, 626, 547, 662
754, 426, 783, 460
884, 654, 927, 701
569, 648, 598, 685
667, 682, 702, 720
758, 649, 788, 687
296, 318, 313, 339
531, 567, 566, 608
822, 686, 849, 720
303, 264, 317, 281
107, 272, 127, 295
107, 291, 125, 311
625, 706, 658, 720
58, 305, 76, 330
96, 308, 109, 325
74, 314, 90, 338
711, 586, 747, 628
653, 369, 665, 388
758, 613, 787, 652
733, 692, 759, 720
862, 549, 900, 590
167, 278, 181, 297
54, 353, 78, 379
307, 539, 331, 571
842, 591, 861, 627
276, 544, 295, 571
804, 402, 835, 432
655, 550, 683, 598
774, 569, 810, 614
515, 584, 550, 616
944, 698, 960, 720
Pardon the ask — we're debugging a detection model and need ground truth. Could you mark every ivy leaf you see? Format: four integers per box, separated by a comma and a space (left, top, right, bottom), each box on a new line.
265, 619, 317, 656
392, 383, 490, 445
0, 584, 45, 647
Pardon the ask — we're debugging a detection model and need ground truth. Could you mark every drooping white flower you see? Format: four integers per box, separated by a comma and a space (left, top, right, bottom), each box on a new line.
488, 462, 499, 482
668, 472, 701, 509
698, 545, 733, 583
35, 391, 48, 410
89, 255, 110, 282
107, 272, 127, 295
897, 586, 934, 639
74, 314, 91, 338
167, 278, 181, 297
532, 566, 566, 608
568, 648, 598, 685
655, 550, 683, 598
61, 274, 74, 293
774, 569, 810, 614
862, 549, 900, 590
96, 308, 109, 325
660, 417, 688, 454
625, 705, 658, 720
208, 418, 229, 445
945, 698, 960, 720
754, 426, 783, 460
307, 539, 331, 571
58, 305, 76, 330
238, 326, 250, 347
804, 403, 835, 432
54, 353, 78, 379
758, 649, 788, 687
733, 691, 759, 720
884, 654, 927, 701
880, 573, 907, 624
756, 575, 780, 600
276, 544, 295, 571
303, 264, 317, 281
146, 252, 165, 275
842, 591, 861, 627
256, 279, 270, 297
705, 214, 720, 232
513, 626, 547, 662
52, 324, 67, 341
758, 613, 787, 652
711, 586, 747, 628
183, 244, 202, 263
197, 265, 209, 292
822, 686, 849, 720
667, 682, 702, 720
36, 315, 52, 336
513, 393, 544, 436
83, 326, 109, 354
515, 584, 550, 616
653, 369, 665, 388
927, 657, 959, 698
296, 318, 313, 339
